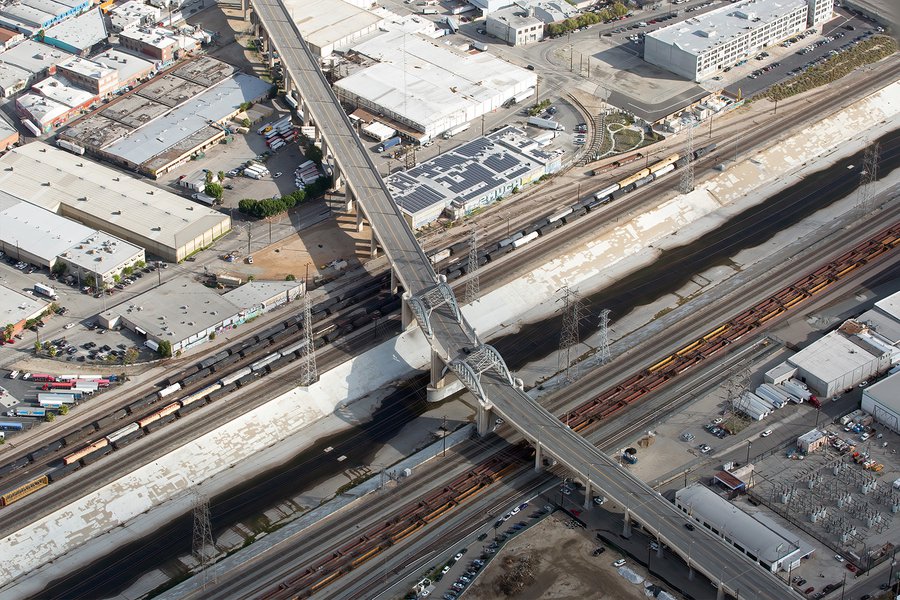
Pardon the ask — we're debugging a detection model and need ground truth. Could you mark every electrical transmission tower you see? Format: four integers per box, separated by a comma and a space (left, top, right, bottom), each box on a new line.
857, 141, 880, 216
596, 309, 611, 365
465, 227, 480, 304
558, 285, 587, 383
192, 491, 215, 588
299, 294, 318, 386
680, 121, 695, 194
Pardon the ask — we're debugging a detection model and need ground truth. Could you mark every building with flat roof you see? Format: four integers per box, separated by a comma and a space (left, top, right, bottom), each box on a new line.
644, 0, 832, 81
0, 63, 30, 98
119, 27, 179, 63
0, 142, 231, 262
15, 92, 71, 132
99, 277, 303, 353
42, 8, 107, 55
386, 126, 561, 228
98, 72, 269, 176
0, 0, 90, 33
0, 284, 47, 337
486, 5, 544, 46
797, 428, 827, 453
283, 0, 383, 57
90, 48, 154, 87
57, 56, 118, 95
765, 323, 895, 398
60, 57, 268, 177
0, 195, 94, 267
108, 0, 161, 33
0, 27, 25, 51
337, 32, 536, 140
0, 39, 73, 86
862, 373, 900, 433
57, 231, 144, 285
675, 484, 812, 572
0, 115, 18, 151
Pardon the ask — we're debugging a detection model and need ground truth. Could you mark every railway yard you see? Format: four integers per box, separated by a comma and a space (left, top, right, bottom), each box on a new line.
0, 1, 895, 598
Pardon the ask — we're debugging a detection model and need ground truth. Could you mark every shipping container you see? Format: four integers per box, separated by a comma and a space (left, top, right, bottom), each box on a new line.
0, 422, 24, 431
527, 116, 564, 131
158, 382, 182, 399
15, 407, 46, 417
441, 122, 470, 139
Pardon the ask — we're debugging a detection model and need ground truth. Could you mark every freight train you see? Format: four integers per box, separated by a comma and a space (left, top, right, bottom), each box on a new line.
436, 146, 717, 278
0, 281, 402, 507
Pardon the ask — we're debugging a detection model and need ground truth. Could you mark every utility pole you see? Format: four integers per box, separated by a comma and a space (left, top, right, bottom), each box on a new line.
299, 293, 318, 386
465, 226, 480, 304
247, 222, 252, 255
558, 285, 586, 383
441, 415, 447, 457
680, 121, 695, 194
480, 114, 485, 136
192, 491, 215, 588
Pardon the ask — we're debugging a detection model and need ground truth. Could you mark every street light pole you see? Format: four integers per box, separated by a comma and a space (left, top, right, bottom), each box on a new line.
746, 441, 752, 464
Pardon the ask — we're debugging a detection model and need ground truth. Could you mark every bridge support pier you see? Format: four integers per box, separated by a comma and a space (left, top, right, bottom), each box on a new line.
687, 564, 695, 581
622, 509, 632, 538
426, 349, 464, 402
716, 582, 725, 600
370, 230, 379, 258
356, 209, 365, 233
401, 292, 414, 329
583, 480, 592, 510
241, 0, 249, 21
476, 403, 493, 436
534, 442, 542, 472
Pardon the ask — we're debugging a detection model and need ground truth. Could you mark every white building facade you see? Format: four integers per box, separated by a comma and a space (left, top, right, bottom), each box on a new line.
645, 0, 832, 81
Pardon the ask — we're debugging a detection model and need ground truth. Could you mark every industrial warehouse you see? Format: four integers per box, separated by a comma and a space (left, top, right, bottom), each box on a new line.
335, 30, 537, 141
0, 191, 145, 283
59, 56, 271, 177
99, 278, 304, 353
282, 0, 383, 58
386, 126, 561, 228
644, 0, 834, 81
0, 142, 231, 262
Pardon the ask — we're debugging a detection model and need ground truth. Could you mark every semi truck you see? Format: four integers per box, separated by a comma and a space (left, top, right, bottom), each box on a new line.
441, 123, 470, 140
527, 116, 565, 131
377, 137, 402, 153
14, 407, 46, 417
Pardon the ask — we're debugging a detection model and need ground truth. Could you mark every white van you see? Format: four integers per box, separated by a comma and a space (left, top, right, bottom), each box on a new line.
7, 370, 19, 379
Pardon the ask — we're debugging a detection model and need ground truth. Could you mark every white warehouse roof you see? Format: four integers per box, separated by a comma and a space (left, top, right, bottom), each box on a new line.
788, 330, 880, 380
676, 484, 803, 567
863, 373, 900, 416
283, 0, 381, 50
648, 0, 807, 55
0, 143, 231, 260
0, 284, 46, 326
875, 290, 900, 323
337, 31, 536, 135
0, 198, 94, 264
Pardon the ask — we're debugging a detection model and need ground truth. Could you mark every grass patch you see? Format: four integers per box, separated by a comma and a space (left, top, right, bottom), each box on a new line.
766, 35, 897, 101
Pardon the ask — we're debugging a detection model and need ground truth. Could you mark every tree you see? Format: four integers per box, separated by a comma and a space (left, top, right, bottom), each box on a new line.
208, 332, 216, 341
241, 118, 251, 128
305, 144, 323, 165
59, 405, 69, 416
113, 274, 121, 283
52, 262, 67, 275
157, 340, 172, 358
48, 345, 57, 357
205, 170, 214, 184
33, 340, 41, 355
285, 274, 296, 281
45, 413, 55, 422
2, 324, 12, 342
205, 182, 224, 200
124, 347, 139, 365
135, 260, 146, 268
217, 170, 225, 182
123, 266, 134, 276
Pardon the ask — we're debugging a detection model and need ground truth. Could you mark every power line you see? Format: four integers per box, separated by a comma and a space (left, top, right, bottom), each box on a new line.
596, 309, 611, 365
558, 285, 587, 383
680, 121, 695, 194
465, 226, 480, 304
192, 490, 215, 588
857, 141, 879, 216
299, 293, 318, 386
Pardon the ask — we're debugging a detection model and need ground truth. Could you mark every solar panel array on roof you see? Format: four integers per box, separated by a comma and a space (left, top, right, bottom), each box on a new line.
386, 125, 560, 228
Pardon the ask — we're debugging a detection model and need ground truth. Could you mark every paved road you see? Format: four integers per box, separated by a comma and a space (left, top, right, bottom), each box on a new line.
250, 2, 800, 598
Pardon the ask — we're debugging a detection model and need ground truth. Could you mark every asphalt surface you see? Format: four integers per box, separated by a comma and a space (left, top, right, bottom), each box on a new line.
251, 2, 801, 597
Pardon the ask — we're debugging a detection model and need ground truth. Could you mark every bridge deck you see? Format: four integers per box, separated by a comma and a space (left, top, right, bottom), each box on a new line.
249, 2, 797, 597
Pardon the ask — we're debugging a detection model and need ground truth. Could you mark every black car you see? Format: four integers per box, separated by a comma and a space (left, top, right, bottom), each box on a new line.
684, 522, 695, 531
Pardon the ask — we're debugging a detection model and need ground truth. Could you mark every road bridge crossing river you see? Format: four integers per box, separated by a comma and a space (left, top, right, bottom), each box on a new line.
242, 2, 800, 596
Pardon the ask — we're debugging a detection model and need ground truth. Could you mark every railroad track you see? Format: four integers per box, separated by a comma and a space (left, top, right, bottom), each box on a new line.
238, 219, 900, 598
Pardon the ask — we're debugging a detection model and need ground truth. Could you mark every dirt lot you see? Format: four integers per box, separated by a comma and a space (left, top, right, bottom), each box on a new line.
221, 212, 372, 282
466, 514, 651, 600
